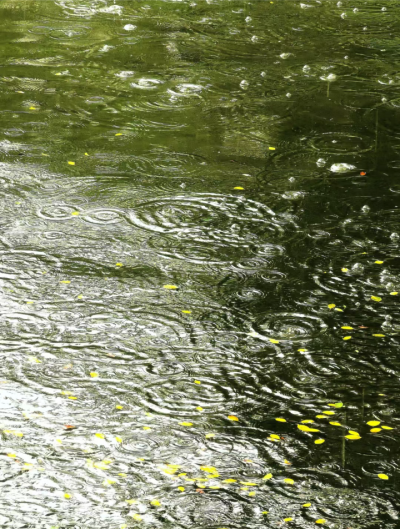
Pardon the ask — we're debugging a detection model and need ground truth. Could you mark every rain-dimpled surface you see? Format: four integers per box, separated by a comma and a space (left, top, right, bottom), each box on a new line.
0, 0, 400, 527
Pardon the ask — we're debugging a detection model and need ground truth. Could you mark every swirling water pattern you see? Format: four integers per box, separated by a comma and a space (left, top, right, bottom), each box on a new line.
0, 0, 400, 528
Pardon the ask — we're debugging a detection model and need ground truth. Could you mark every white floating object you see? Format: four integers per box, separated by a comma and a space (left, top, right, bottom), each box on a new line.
330, 163, 356, 173
124, 24, 137, 31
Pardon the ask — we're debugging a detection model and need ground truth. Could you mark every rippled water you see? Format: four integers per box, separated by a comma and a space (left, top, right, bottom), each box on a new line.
1, 0, 400, 527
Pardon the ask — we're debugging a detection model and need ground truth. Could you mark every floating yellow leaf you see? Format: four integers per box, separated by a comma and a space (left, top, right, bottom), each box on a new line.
298, 348, 307, 352
371, 296, 382, 302
163, 285, 178, 289
71, 211, 79, 216
115, 436, 123, 443
249, 491, 256, 496
143, 426, 151, 431
182, 310, 192, 314
367, 421, 380, 426
270, 434, 280, 440
328, 402, 343, 408
116, 263, 123, 267
390, 292, 398, 296
262, 473, 273, 480
95, 433, 105, 439
334, 308, 343, 312
116, 405, 123, 410
316, 520, 326, 525
341, 268, 349, 272
228, 415, 239, 421
60, 280, 71, 284
328, 304, 336, 309
29, 106, 36, 110
234, 187, 244, 190
179, 422, 193, 427
341, 326, 353, 330
269, 338, 280, 344
316, 415, 328, 419
298, 424, 320, 432
93, 461, 109, 469
373, 334, 385, 337
196, 406, 203, 411
223, 478, 237, 483
330, 421, 342, 426
178, 486, 185, 491
276, 418, 286, 422
64, 493, 71, 499
68, 396, 77, 400
370, 428, 382, 433
151, 499, 161, 507
85, 153, 89, 156
121, 525, 127, 529
284, 460, 291, 465
303, 503, 311, 507
378, 474, 389, 480
262, 511, 269, 514
284, 478, 294, 485
269, 146, 276, 150
375, 261, 384, 264
126, 499, 137, 504
284, 517, 293, 521
315, 439, 325, 444
68, 161, 75, 166
301, 420, 314, 424
323, 411, 335, 415
205, 433, 215, 439
343, 336, 352, 340
200, 466, 217, 473
115, 133, 123, 136
345, 434, 361, 440
194, 380, 201, 384
131, 514, 142, 521
90, 372, 99, 378
382, 426, 393, 430
7, 453, 17, 458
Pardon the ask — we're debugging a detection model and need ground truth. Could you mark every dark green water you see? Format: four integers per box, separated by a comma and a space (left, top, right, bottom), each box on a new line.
0, 0, 400, 527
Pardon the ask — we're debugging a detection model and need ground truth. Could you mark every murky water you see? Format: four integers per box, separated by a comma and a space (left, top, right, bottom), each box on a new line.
0, 0, 399, 527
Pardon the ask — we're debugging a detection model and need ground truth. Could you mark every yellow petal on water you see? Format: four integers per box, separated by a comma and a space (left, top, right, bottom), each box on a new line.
68, 396, 77, 400
200, 466, 217, 473
90, 372, 98, 378
163, 284, 178, 289
196, 406, 203, 411
341, 268, 349, 272
316, 520, 326, 525
85, 152, 89, 156
7, 453, 17, 458
328, 304, 336, 309
29, 106, 37, 110
315, 439, 325, 444
182, 310, 192, 314
284, 459, 291, 465
68, 161, 75, 166
375, 260, 384, 264
240, 481, 257, 486
301, 420, 314, 424
28, 356, 42, 363
205, 433, 215, 439
270, 434, 280, 440
71, 211, 79, 216
330, 421, 342, 426
143, 426, 151, 431
64, 493, 71, 499
126, 499, 137, 504
341, 326, 353, 330
115, 133, 123, 136
228, 415, 239, 421
276, 418, 286, 422
60, 280, 71, 284
95, 433, 105, 439
131, 514, 142, 521
26, 301, 34, 304
178, 486, 185, 491
179, 422, 193, 427
323, 411, 335, 415
223, 478, 237, 483
284, 478, 294, 485
303, 503, 311, 507
262, 511, 269, 514
373, 334, 385, 337
248, 491, 256, 496
284, 517, 293, 522
269, 146, 276, 150
115, 436, 123, 443
151, 499, 161, 507
343, 336, 352, 340
371, 296, 382, 302
298, 348, 307, 352
262, 473, 273, 480
298, 424, 320, 432
269, 338, 280, 344
234, 187, 244, 190
194, 380, 201, 384
316, 415, 328, 419
367, 421, 380, 426
115, 263, 123, 267
345, 434, 361, 440
390, 292, 398, 296
378, 474, 389, 480
334, 308, 343, 312
116, 405, 123, 410
382, 426, 393, 430
370, 428, 382, 433
121, 525, 127, 529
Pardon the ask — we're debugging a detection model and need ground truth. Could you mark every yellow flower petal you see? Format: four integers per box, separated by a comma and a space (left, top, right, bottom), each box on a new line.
269, 146, 276, 150
341, 268, 349, 272
375, 261, 384, 264
64, 493, 71, 499
370, 428, 382, 433
378, 474, 389, 480
205, 433, 215, 439
182, 310, 192, 314
234, 187, 244, 190
303, 503, 311, 507
115, 436, 123, 443
382, 426, 393, 430
269, 338, 280, 344
163, 285, 178, 289
228, 415, 239, 421
90, 372, 99, 378
315, 439, 325, 444
316, 520, 326, 525
194, 380, 201, 384
341, 326, 353, 330
367, 421, 380, 426
116, 405, 123, 410
345, 434, 361, 440
330, 421, 342, 426
150, 499, 161, 507
284, 478, 294, 485
68, 161, 75, 166
275, 418, 286, 422
262, 473, 273, 480
116, 263, 123, 267
328, 304, 336, 309
390, 292, 398, 296
223, 478, 237, 483
343, 336, 352, 340
270, 434, 280, 440
371, 296, 382, 302
95, 433, 105, 439
179, 422, 193, 427
284, 517, 293, 521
